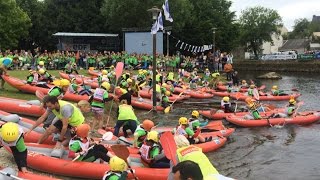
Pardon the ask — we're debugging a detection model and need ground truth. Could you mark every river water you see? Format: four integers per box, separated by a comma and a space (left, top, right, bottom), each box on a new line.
163, 71, 320, 180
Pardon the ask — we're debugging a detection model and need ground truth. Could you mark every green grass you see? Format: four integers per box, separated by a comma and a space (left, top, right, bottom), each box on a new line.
0, 69, 88, 100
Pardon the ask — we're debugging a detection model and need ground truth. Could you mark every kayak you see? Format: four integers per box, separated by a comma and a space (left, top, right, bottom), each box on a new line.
217, 84, 266, 92
88, 69, 100, 77
2, 75, 90, 102
5, 143, 170, 180
174, 87, 214, 99
98, 129, 227, 153
225, 111, 320, 127
200, 107, 284, 120
212, 91, 231, 97
101, 122, 235, 138
230, 92, 301, 101
59, 72, 99, 89
0, 166, 59, 180
134, 88, 187, 102
0, 96, 45, 117
0, 110, 55, 144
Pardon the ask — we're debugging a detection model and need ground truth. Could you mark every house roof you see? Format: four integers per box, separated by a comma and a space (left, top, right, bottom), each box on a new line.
52, 32, 118, 37
279, 39, 310, 51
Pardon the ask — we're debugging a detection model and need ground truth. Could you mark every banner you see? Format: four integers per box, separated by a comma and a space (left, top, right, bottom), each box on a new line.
297, 54, 316, 60
261, 54, 297, 60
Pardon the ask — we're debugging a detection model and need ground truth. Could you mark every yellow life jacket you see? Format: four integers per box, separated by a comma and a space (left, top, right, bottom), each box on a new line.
118, 104, 137, 121
52, 100, 84, 127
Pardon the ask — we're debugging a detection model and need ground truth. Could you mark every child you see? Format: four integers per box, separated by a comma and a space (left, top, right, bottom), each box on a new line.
0, 122, 28, 172
161, 91, 171, 108
68, 124, 113, 163
103, 156, 129, 180
88, 82, 113, 132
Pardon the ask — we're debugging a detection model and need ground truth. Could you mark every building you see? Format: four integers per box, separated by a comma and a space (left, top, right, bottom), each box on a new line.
53, 32, 119, 52
278, 39, 310, 54
312, 15, 320, 23
261, 26, 288, 54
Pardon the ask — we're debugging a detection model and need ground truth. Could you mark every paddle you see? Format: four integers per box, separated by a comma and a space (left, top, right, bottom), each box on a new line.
159, 131, 178, 165
164, 92, 184, 114
63, 132, 113, 166
111, 145, 139, 180
0, 170, 25, 180
293, 101, 304, 117
106, 62, 124, 127
234, 92, 242, 114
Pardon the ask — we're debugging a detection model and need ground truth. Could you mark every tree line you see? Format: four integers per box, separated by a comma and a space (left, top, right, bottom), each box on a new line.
4, 0, 313, 58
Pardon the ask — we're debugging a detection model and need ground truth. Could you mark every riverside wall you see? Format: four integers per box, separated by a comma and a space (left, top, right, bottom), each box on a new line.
233, 60, 320, 73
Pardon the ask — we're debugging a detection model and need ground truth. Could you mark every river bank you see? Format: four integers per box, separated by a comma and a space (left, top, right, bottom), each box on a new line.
233, 60, 320, 72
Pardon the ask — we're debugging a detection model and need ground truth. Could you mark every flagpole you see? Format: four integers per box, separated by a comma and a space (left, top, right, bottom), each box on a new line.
167, 31, 170, 56
148, 6, 161, 112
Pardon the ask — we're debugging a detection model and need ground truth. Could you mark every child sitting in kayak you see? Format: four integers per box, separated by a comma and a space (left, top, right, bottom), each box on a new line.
102, 156, 129, 180
69, 78, 92, 96
189, 110, 208, 128
0, 122, 28, 172
139, 131, 170, 168
38, 68, 53, 83
173, 117, 210, 144
26, 70, 49, 88
271, 85, 288, 96
217, 96, 233, 113
244, 102, 262, 120
68, 124, 113, 163
271, 98, 297, 118
161, 91, 171, 108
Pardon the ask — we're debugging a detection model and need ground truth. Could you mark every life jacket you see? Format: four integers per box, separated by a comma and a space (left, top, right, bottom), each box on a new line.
139, 143, 160, 164
247, 88, 254, 96
52, 100, 84, 127
93, 88, 106, 102
188, 118, 200, 130
49, 86, 64, 99
69, 137, 90, 152
167, 72, 174, 81
102, 171, 122, 180
176, 145, 219, 177
118, 104, 137, 121
134, 125, 147, 141
69, 83, 78, 94
220, 100, 231, 109
286, 106, 295, 116
173, 125, 187, 136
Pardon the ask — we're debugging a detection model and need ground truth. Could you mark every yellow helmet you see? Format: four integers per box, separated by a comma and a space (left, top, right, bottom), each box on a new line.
1, 122, 19, 142
127, 79, 133, 83
222, 96, 230, 102
102, 70, 108, 75
250, 84, 255, 89
212, 72, 220, 78
289, 99, 296, 105
110, 65, 114, 69
162, 83, 167, 87
192, 110, 199, 118
146, 131, 159, 142
143, 70, 148, 74
101, 82, 110, 90
38, 68, 45, 75
138, 69, 143, 74
272, 85, 278, 90
179, 117, 188, 125
165, 91, 171, 96
60, 79, 70, 87
109, 156, 127, 172
39, 61, 44, 66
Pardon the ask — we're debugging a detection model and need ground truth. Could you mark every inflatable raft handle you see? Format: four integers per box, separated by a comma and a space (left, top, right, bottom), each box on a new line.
1, 114, 21, 123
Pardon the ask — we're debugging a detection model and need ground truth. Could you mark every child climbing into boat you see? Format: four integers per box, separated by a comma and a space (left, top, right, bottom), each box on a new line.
139, 131, 170, 168
173, 117, 211, 144
0, 122, 28, 172
69, 124, 114, 163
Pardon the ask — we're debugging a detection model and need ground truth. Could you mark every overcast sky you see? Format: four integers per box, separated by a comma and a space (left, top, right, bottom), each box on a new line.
230, 0, 320, 31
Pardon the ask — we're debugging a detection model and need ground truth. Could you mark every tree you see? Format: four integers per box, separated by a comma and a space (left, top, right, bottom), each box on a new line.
289, 18, 310, 39
239, 6, 282, 59
0, 0, 31, 50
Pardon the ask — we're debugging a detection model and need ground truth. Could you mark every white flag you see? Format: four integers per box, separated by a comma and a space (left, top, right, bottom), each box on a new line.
162, 0, 173, 22
151, 12, 164, 34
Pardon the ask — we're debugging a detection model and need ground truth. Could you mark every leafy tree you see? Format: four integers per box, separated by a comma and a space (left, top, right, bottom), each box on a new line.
16, 0, 45, 50
0, 0, 31, 50
239, 6, 282, 59
288, 18, 310, 39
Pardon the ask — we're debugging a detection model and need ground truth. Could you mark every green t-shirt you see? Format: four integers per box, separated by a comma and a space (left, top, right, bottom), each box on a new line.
91, 91, 109, 108
150, 146, 160, 158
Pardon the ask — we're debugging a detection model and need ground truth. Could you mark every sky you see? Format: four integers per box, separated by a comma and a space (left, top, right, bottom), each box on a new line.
230, 0, 320, 31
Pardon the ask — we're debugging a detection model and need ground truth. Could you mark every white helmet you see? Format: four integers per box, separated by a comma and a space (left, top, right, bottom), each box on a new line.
174, 135, 190, 148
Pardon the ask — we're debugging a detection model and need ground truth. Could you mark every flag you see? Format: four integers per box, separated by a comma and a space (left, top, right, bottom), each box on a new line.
151, 12, 164, 34
162, 0, 173, 22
